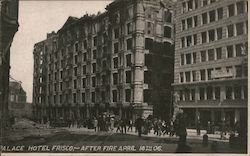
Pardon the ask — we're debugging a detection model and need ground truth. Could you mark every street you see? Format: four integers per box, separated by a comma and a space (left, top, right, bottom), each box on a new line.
2, 127, 246, 153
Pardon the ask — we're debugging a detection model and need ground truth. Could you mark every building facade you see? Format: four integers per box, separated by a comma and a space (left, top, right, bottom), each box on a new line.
173, 0, 248, 130
9, 80, 32, 118
33, 0, 175, 123
0, 0, 19, 129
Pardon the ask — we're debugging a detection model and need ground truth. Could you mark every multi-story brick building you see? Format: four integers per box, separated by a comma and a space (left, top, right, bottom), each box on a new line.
33, 0, 175, 123
173, 0, 248, 131
0, 0, 19, 129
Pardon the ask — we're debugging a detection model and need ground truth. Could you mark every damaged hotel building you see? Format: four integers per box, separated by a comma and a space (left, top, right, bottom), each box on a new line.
33, 0, 175, 121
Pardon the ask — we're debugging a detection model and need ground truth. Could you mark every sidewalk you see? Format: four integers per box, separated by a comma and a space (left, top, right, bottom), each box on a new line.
64, 126, 229, 143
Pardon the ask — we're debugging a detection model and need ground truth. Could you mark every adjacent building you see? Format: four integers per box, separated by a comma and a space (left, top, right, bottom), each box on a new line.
0, 0, 19, 128
9, 80, 32, 118
173, 0, 248, 130
33, 0, 175, 123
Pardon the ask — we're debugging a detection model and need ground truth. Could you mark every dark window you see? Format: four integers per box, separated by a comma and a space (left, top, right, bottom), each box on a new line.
207, 86, 213, 100
113, 57, 118, 69
194, 16, 198, 27
217, 8, 223, 20
75, 43, 79, 52
237, 1, 245, 14
182, 20, 186, 30
203, 0, 208, 6
92, 63, 96, 73
73, 93, 77, 103
193, 52, 196, 64
113, 73, 118, 85
191, 89, 195, 101
216, 48, 222, 60
227, 25, 234, 37
164, 26, 172, 38
187, 0, 193, 11
180, 72, 184, 83
209, 10, 216, 22
228, 4, 235, 17
181, 54, 184, 65
193, 34, 197, 45
201, 50, 207, 62
93, 50, 96, 59
236, 22, 244, 36
93, 37, 97, 46
114, 42, 119, 53
73, 79, 77, 89
186, 53, 191, 64
207, 68, 213, 80
209, 29, 215, 42
126, 71, 131, 83
74, 67, 77, 76
215, 87, 220, 100
83, 53, 87, 61
217, 28, 223, 40
226, 86, 232, 99
82, 65, 86, 74
82, 78, 86, 88
202, 32, 207, 43
181, 37, 185, 48
82, 93, 85, 103
184, 89, 190, 101
202, 13, 207, 24
236, 43, 243, 56
92, 92, 95, 102
208, 49, 215, 61
186, 36, 192, 47
145, 38, 153, 50
112, 90, 117, 102
234, 85, 242, 99
192, 71, 196, 81
200, 69, 206, 80
127, 38, 132, 50
126, 54, 132, 66
114, 28, 119, 39
185, 72, 191, 82
187, 17, 192, 29
227, 45, 233, 58
199, 87, 205, 100
127, 23, 132, 34
92, 77, 96, 87
125, 89, 131, 102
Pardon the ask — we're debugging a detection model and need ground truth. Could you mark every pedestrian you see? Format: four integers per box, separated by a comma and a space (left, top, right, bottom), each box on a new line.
169, 119, 175, 136
110, 117, 115, 131
196, 119, 201, 135
127, 119, 133, 132
175, 111, 191, 153
116, 119, 122, 133
93, 117, 98, 132
135, 116, 144, 137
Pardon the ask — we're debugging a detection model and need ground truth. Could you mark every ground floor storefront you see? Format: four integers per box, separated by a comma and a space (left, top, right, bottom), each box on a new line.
181, 108, 247, 132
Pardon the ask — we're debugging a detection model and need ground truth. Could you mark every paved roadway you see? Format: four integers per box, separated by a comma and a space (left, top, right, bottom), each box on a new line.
3, 127, 247, 153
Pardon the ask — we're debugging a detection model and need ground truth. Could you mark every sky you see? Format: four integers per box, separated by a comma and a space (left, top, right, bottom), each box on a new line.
10, 1, 112, 103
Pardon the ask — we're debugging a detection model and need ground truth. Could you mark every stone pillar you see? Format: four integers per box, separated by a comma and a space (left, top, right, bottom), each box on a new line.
133, 0, 145, 116
195, 108, 200, 122
234, 109, 240, 124
221, 109, 225, 121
